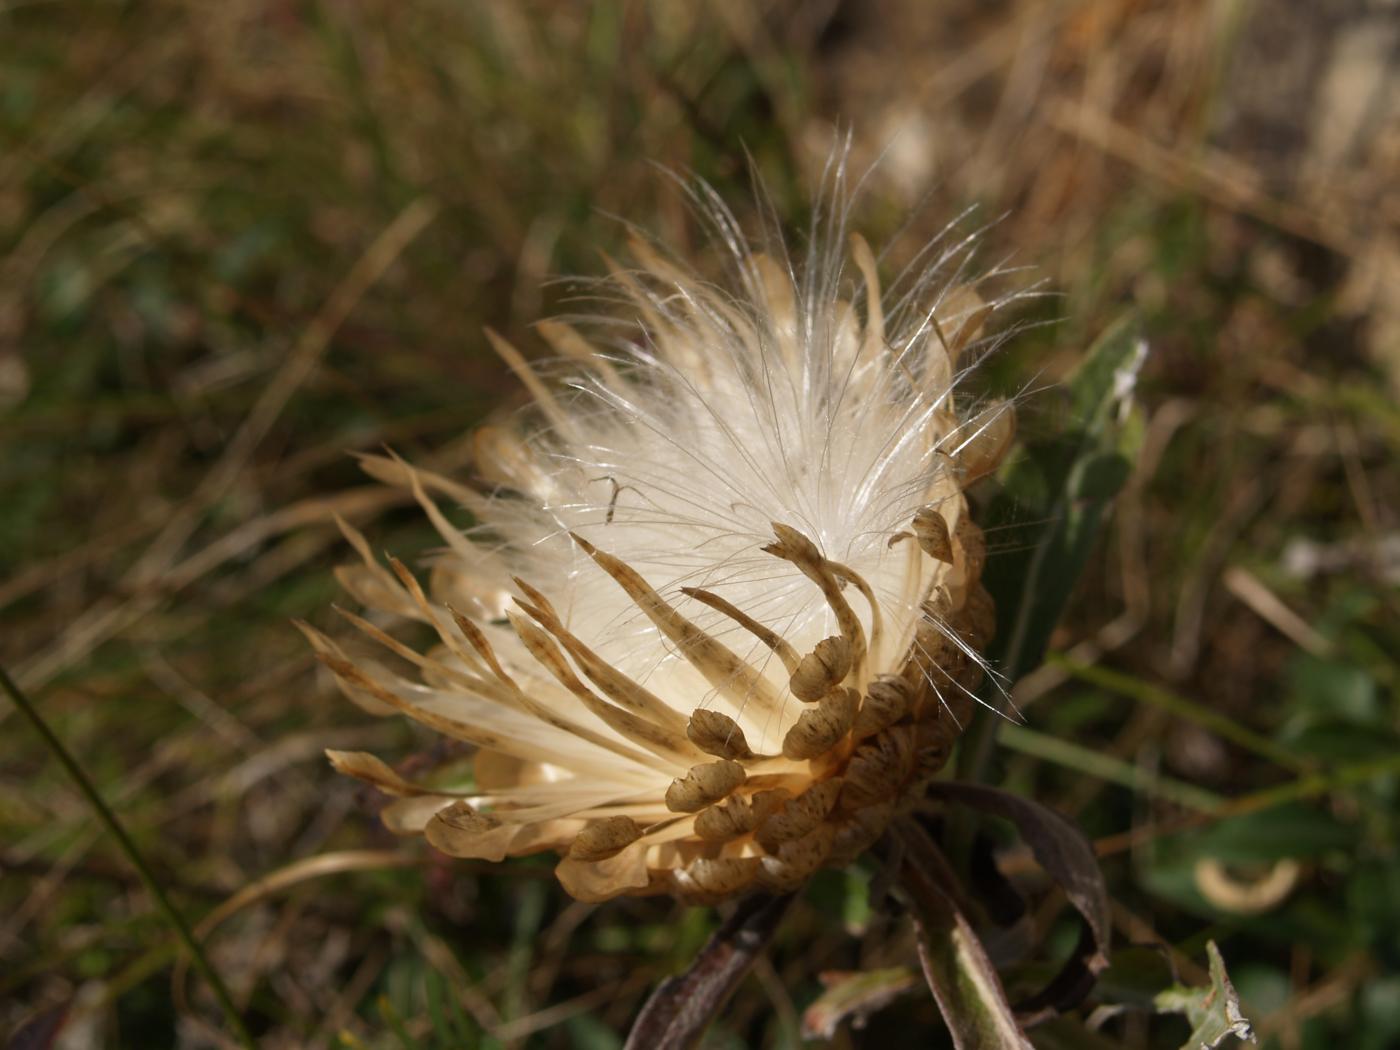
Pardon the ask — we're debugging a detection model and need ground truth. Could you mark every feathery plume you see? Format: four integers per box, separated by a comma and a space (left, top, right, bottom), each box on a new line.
308, 175, 1020, 902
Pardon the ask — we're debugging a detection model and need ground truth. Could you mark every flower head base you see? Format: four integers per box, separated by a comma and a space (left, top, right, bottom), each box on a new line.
304, 194, 1018, 903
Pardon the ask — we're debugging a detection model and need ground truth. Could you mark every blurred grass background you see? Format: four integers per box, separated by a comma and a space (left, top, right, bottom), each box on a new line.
2, 1, 1397, 1047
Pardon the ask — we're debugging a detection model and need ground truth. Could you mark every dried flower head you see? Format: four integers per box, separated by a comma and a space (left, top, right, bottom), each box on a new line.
303, 184, 1019, 903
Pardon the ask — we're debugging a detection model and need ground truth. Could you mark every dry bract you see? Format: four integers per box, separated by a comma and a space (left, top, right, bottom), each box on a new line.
307, 215, 1016, 903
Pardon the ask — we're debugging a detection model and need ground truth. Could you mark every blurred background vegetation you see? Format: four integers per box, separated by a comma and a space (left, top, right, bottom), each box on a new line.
2, 1, 1397, 1047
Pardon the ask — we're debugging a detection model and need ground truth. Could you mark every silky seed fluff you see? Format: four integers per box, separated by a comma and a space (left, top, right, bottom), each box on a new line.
303, 184, 1019, 903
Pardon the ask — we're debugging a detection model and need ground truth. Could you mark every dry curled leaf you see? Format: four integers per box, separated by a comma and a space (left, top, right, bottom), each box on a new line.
801, 967, 920, 1040
1154, 941, 1256, 1049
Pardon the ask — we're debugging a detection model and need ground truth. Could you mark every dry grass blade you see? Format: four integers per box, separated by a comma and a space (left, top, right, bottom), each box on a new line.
5, 2, 1394, 1044
8, 197, 437, 695
170, 849, 423, 1022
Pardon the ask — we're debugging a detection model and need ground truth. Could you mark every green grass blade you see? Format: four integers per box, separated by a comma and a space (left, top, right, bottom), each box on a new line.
1049, 655, 1311, 774
1, 663, 255, 1048
998, 723, 1225, 812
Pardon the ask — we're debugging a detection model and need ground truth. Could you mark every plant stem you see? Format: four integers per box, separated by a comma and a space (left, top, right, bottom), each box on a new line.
624, 893, 794, 1049
1, 664, 254, 1048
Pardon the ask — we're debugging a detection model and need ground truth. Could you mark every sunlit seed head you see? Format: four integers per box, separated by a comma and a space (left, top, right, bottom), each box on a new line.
309, 174, 1022, 903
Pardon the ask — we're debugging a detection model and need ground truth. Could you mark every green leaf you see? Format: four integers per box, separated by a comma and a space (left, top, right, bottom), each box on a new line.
1287, 655, 1378, 724
897, 823, 1035, 1049
908, 882, 1034, 1050
983, 315, 1147, 684
959, 316, 1147, 783
1153, 941, 1256, 1049
1359, 976, 1400, 1050
924, 782, 1110, 1018
1173, 804, 1356, 864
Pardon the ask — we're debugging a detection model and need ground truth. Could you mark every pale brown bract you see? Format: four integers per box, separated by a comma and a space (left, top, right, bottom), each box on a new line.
301, 206, 1017, 904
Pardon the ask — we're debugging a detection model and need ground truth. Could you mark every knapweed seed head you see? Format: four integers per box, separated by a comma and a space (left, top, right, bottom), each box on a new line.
304, 184, 1019, 903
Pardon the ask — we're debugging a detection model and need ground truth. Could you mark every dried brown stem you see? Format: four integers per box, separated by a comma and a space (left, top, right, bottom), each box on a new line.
623, 893, 795, 1050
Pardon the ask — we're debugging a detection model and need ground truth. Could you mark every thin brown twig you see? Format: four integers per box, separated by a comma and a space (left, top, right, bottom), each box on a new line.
496, 971, 654, 1043
171, 849, 422, 1017
1046, 99, 1361, 257
307, 938, 391, 1049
